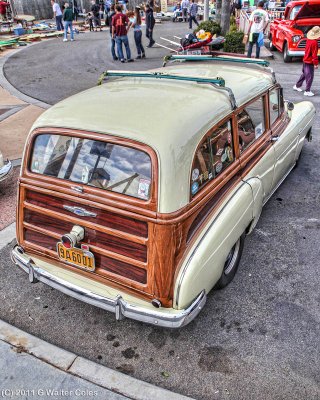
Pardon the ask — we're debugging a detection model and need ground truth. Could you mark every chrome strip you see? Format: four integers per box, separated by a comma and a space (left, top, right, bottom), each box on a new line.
63, 205, 97, 217
287, 50, 305, 56
11, 246, 206, 328
0, 160, 13, 182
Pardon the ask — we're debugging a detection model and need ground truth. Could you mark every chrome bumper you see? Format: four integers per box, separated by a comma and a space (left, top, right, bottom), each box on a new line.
287, 50, 305, 57
11, 246, 206, 328
0, 160, 13, 182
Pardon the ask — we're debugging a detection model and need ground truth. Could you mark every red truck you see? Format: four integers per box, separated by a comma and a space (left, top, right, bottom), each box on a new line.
269, 0, 320, 62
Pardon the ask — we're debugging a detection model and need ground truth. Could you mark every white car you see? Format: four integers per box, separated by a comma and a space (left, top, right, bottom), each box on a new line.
0, 150, 12, 182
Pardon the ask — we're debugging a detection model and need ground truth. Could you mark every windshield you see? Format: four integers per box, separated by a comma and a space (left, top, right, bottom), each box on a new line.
288, 5, 302, 20
30, 134, 152, 200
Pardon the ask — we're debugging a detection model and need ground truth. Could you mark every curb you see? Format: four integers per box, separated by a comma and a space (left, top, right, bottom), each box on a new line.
0, 320, 194, 400
0, 43, 51, 110
0, 222, 16, 250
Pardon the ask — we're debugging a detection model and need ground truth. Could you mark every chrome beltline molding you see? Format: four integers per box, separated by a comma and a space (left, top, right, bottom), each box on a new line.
11, 246, 206, 329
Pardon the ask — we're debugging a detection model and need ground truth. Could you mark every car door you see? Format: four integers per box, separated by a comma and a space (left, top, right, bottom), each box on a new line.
269, 88, 298, 190
237, 95, 275, 202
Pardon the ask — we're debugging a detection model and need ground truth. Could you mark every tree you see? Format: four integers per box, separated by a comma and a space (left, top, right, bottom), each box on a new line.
215, 0, 222, 24
220, 0, 231, 35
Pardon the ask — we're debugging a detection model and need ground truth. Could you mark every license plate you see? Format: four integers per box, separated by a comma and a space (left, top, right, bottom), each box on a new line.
57, 243, 95, 272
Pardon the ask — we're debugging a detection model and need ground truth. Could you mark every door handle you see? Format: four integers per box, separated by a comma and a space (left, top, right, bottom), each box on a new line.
270, 135, 279, 142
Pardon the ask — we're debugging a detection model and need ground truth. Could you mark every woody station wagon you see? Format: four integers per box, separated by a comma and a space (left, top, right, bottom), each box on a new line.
11, 55, 315, 328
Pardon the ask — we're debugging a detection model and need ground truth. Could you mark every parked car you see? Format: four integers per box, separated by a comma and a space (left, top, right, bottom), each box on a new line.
269, 0, 320, 62
0, 150, 12, 182
11, 55, 315, 328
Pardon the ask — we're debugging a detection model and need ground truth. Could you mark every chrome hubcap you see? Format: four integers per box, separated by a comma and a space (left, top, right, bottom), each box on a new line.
224, 239, 240, 275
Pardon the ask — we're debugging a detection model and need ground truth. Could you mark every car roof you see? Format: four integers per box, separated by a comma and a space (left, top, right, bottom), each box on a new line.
32, 62, 274, 213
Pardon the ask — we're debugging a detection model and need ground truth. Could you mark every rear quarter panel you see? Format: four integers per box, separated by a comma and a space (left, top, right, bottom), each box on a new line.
174, 180, 254, 309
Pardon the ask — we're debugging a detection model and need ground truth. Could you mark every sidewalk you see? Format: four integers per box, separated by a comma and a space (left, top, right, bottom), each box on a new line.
0, 320, 193, 400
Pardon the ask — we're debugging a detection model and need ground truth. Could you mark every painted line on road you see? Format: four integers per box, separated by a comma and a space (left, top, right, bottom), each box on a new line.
0, 44, 51, 110
0, 222, 16, 250
0, 320, 194, 400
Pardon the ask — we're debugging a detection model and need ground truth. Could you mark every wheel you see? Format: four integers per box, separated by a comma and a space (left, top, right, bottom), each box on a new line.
283, 42, 292, 63
269, 35, 277, 51
215, 234, 245, 289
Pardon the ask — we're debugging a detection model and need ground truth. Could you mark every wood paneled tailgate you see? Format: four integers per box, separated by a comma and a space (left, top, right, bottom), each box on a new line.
20, 187, 151, 292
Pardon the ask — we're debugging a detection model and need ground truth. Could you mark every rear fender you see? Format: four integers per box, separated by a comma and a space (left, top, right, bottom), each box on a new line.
244, 177, 264, 234
174, 181, 254, 310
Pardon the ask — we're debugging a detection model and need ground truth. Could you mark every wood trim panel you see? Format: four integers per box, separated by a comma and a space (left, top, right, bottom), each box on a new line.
23, 230, 148, 286
23, 201, 147, 246
23, 220, 148, 267
25, 189, 148, 239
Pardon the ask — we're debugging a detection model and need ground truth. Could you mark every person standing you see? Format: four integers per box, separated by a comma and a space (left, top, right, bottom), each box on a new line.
112, 4, 134, 63
91, 0, 102, 31
0, 1, 9, 21
51, 0, 64, 30
129, 6, 145, 59
181, 0, 189, 22
145, 3, 155, 48
104, 0, 111, 25
108, 4, 118, 60
293, 26, 320, 97
63, 2, 74, 41
188, 0, 199, 30
247, 1, 269, 59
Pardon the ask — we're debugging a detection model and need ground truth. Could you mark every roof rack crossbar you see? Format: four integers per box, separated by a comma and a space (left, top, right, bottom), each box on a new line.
98, 70, 226, 87
98, 70, 238, 110
163, 54, 270, 67
163, 54, 276, 84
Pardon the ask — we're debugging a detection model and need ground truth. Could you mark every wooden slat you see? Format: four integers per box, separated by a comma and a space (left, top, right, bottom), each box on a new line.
23, 221, 147, 268
23, 201, 148, 246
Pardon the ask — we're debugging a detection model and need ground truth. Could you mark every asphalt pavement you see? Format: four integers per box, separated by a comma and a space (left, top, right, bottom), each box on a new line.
0, 23, 320, 400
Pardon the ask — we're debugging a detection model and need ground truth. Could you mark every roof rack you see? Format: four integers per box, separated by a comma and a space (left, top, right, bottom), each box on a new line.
163, 54, 276, 84
98, 70, 238, 109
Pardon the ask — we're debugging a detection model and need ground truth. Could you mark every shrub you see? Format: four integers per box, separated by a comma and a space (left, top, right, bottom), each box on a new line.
223, 31, 245, 54
229, 15, 238, 33
195, 20, 221, 36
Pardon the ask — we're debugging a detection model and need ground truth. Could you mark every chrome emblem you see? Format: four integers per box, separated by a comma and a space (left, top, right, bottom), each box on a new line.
63, 205, 97, 217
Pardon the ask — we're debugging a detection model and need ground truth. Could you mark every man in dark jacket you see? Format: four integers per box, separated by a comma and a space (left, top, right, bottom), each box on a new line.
63, 3, 75, 41
91, 0, 102, 31
145, 4, 155, 48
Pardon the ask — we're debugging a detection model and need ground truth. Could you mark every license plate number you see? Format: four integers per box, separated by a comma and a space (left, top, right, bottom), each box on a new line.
57, 243, 95, 272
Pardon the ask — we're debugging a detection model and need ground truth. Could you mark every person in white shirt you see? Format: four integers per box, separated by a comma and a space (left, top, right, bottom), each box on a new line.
51, 0, 64, 31
181, 0, 189, 22
247, 1, 269, 59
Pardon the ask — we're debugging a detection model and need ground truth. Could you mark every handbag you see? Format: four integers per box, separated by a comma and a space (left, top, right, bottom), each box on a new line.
242, 34, 249, 45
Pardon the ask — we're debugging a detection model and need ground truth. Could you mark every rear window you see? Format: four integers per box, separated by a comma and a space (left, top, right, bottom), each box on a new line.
30, 134, 152, 200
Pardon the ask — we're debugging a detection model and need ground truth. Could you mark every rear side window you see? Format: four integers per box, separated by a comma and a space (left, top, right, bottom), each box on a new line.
191, 120, 234, 197
237, 97, 265, 153
30, 134, 152, 200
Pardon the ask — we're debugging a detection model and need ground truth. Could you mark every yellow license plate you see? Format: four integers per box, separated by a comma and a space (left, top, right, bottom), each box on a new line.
57, 243, 95, 272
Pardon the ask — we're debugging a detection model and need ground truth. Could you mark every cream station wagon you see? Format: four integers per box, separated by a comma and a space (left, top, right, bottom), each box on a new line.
11, 55, 315, 328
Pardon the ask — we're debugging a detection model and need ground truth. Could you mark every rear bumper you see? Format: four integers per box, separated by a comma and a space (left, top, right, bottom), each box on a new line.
0, 160, 13, 182
11, 245, 206, 328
